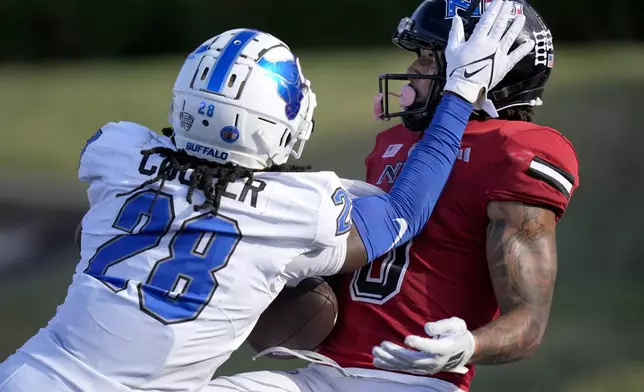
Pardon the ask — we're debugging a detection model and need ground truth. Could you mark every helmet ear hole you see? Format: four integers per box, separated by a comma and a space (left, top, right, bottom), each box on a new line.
228, 74, 237, 88
200, 67, 210, 81
280, 129, 292, 147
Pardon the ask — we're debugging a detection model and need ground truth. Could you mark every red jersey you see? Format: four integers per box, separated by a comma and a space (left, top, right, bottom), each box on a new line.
318, 119, 580, 391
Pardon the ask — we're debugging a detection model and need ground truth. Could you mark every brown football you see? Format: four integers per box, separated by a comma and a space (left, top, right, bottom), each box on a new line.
247, 276, 338, 357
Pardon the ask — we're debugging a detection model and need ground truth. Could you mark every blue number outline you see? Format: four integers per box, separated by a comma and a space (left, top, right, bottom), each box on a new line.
331, 188, 352, 236
84, 190, 242, 325
84, 190, 175, 292
198, 101, 206, 115
139, 213, 241, 324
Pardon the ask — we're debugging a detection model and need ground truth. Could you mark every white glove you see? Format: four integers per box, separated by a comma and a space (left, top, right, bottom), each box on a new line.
372, 317, 475, 375
444, 0, 535, 117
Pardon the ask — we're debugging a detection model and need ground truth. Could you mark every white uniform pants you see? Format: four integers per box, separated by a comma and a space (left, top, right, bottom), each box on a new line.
206, 364, 464, 392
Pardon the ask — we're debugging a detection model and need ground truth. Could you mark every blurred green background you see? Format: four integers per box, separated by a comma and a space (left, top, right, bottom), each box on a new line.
1, 1, 643, 391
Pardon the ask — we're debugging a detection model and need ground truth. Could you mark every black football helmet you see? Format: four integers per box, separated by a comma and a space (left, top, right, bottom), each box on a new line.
379, 0, 554, 131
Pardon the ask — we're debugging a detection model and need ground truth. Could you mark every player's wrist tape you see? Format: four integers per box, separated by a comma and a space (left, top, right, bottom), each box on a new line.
352, 94, 472, 262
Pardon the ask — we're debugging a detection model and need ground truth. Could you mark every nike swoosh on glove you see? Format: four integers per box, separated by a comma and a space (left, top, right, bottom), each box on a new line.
443, 0, 535, 117
372, 317, 475, 375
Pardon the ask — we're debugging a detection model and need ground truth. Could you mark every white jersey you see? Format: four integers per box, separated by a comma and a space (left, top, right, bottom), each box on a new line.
15, 122, 353, 392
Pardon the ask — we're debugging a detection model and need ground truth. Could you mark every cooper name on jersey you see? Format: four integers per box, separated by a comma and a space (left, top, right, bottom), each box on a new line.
138, 153, 267, 208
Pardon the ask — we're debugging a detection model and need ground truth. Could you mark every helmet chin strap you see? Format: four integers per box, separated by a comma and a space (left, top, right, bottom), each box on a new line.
402, 101, 433, 131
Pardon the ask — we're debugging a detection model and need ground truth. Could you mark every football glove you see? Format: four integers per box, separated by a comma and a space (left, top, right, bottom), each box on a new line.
372, 317, 475, 375
444, 0, 535, 117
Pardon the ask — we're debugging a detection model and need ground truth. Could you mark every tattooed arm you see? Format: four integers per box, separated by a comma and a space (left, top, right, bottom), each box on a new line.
469, 200, 558, 364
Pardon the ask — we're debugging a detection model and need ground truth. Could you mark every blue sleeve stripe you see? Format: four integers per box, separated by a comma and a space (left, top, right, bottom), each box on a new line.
206, 29, 258, 94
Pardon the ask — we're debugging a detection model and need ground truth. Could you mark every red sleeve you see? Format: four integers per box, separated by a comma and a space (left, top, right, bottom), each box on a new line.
486, 126, 579, 219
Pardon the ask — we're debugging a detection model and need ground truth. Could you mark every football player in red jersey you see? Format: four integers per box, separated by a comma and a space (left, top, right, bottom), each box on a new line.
319, 0, 578, 389
208, 1, 578, 391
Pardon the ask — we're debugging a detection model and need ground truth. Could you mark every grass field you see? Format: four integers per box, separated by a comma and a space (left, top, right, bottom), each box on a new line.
1, 45, 644, 391
1, 45, 644, 176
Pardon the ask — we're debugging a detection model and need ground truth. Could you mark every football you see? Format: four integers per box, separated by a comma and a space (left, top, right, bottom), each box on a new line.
247, 276, 338, 357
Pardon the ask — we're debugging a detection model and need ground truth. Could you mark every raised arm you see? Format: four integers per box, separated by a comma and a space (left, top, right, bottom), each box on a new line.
339, 0, 534, 273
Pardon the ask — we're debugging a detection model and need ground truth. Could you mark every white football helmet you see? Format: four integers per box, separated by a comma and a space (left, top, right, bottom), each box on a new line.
169, 29, 317, 170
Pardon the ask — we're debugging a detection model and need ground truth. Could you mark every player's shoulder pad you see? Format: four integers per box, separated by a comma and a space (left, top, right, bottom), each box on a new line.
267, 171, 342, 196
258, 171, 351, 247
80, 121, 159, 156
78, 121, 167, 183
317, 171, 353, 247
500, 122, 579, 199
291, 171, 353, 247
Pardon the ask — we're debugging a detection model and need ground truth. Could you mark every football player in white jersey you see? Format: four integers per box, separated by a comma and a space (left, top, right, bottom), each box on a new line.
0, 12, 527, 391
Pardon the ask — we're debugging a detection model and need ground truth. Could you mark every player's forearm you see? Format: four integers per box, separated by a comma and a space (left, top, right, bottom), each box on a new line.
469, 306, 547, 364
351, 93, 470, 263
475, 201, 558, 365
